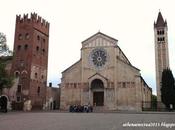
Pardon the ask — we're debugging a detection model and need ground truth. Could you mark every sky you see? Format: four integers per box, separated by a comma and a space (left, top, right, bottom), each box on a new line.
1, 0, 175, 95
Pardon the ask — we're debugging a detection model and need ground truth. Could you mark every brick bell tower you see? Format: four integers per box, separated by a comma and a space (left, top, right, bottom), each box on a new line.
154, 12, 169, 102
11, 13, 49, 109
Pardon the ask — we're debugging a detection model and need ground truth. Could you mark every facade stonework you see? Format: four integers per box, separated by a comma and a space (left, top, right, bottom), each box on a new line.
60, 32, 152, 111
154, 12, 169, 102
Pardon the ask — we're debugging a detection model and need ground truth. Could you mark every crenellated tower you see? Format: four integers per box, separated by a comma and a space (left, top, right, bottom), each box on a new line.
11, 13, 50, 109
154, 12, 169, 102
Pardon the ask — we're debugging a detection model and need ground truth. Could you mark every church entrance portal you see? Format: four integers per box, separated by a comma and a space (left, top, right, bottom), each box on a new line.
93, 92, 104, 106
91, 79, 104, 106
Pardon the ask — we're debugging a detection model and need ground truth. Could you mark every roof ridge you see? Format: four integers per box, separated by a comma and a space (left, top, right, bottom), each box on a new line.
82, 32, 118, 43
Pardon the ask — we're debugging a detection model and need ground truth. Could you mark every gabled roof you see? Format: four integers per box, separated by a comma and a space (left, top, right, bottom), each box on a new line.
154, 11, 167, 28
117, 46, 131, 65
117, 56, 140, 71
140, 76, 152, 91
88, 72, 108, 81
117, 46, 140, 71
82, 32, 118, 44
62, 59, 81, 73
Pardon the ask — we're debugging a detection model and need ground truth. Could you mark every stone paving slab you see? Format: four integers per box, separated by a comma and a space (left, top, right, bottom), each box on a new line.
0, 111, 175, 130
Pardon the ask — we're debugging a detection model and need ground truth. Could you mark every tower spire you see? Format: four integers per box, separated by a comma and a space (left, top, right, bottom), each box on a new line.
154, 11, 167, 28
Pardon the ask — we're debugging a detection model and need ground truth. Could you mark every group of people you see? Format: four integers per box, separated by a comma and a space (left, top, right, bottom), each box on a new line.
69, 104, 93, 113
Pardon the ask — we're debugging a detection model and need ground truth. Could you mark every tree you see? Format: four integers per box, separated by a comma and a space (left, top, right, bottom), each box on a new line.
0, 32, 12, 57
151, 95, 157, 110
0, 32, 7, 50
0, 58, 13, 95
161, 68, 175, 109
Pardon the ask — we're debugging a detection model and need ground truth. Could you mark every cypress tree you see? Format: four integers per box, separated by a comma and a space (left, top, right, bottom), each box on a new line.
161, 68, 175, 109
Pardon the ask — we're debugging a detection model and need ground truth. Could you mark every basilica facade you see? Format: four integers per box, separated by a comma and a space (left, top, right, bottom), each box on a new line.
60, 32, 152, 111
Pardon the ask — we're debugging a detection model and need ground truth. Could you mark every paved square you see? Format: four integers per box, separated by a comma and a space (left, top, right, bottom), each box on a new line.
0, 112, 175, 130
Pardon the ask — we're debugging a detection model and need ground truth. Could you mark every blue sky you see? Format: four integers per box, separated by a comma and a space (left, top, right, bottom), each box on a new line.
1, 0, 175, 95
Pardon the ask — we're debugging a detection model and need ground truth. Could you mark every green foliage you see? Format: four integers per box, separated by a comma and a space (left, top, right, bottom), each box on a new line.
161, 68, 175, 109
0, 59, 13, 94
0, 32, 7, 45
0, 32, 12, 56
151, 95, 157, 110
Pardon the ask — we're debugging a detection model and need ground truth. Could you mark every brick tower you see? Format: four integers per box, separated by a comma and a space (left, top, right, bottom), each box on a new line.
11, 13, 49, 109
154, 12, 169, 102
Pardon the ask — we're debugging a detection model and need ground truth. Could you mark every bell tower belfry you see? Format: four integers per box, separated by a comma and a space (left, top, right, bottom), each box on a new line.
154, 11, 169, 102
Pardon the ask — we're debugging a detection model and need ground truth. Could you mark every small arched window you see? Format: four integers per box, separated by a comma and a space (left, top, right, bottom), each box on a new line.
36, 46, 39, 51
157, 38, 160, 41
17, 45, 21, 51
35, 73, 38, 78
37, 35, 40, 41
162, 37, 165, 41
161, 30, 164, 35
18, 34, 22, 40
42, 49, 45, 54
25, 33, 30, 40
37, 86, 40, 95
15, 71, 20, 77
24, 44, 28, 50
21, 71, 28, 78
43, 38, 45, 43
123, 82, 126, 88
